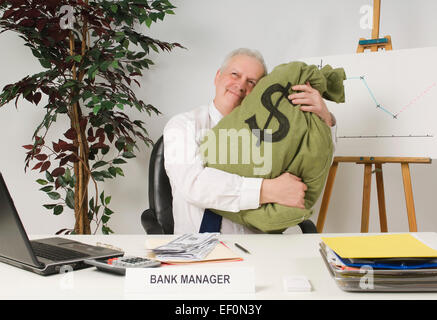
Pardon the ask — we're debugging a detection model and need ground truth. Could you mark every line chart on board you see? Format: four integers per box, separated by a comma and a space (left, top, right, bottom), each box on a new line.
346, 75, 436, 120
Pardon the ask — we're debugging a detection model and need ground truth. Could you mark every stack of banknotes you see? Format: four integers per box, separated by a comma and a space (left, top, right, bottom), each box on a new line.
152, 233, 219, 262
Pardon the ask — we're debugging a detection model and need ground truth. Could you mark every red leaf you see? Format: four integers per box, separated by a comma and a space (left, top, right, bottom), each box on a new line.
87, 127, 94, 138
24, 92, 34, 103
52, 142, 60, 153
40, 161, 51, 172
67, 154, 79, 163
55, 178, 61, 190
34, 154, 48, 161
26, 8, 41, 19
18, 19, 35, 27
2, 9, 15, 20
33, 92, 42, 105
23, 144, 34, 150
96, 128, 104, 138
55, 152, 66, 160
51, 167, 65, 177
64, 128, 77, 140
59, 156, 69, 167
36, 18, 47, 32
32, 162, 43, 171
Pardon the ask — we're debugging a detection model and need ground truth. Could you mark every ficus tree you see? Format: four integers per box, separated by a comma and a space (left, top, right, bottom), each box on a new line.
0, 0, 182, 234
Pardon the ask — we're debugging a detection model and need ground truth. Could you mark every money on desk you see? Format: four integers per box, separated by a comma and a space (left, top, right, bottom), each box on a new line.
152, 233, 219, 262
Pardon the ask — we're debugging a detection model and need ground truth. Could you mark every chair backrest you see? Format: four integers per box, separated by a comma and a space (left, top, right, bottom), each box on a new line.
147, 136, 174, 233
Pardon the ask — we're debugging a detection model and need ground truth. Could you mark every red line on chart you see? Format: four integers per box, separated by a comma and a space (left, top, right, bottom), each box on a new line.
395, 82, 436, 117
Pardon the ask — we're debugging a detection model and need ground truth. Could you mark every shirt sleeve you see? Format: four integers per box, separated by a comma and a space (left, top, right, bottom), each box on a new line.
163, 114, 262, 212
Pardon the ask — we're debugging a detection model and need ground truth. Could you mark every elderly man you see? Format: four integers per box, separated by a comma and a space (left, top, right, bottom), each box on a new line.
163, 48, 336, 234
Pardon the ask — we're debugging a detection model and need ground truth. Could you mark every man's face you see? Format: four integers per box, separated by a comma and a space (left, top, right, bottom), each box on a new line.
213, 54, 265, 115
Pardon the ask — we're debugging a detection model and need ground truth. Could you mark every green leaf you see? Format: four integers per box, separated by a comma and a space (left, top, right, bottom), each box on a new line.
101, 225, 114, 235
67, 55, 82, 63
46, 171, 54, 183
92, 171, 104, 181
100, 191, 105, 205
47, 192, 61, 200
101, 100, 115, 110
104, 196, 111, 206
39, 59, 51, 68
108, 166, 117, 177
89, 197, 95, 211
61, 81, 76, 89
57, 176, 67, 187
39, 186, 53, 192
53, 205, 64, 215
82, 91, 93, 102
66, 189, 75, 209
88, 65, 99, 80
93, 104, 101, 115
122, 151, 135, 159
101, 215, 110, 224
113, 158, 127, 165
110, 4, 118, 13
111, 60, 119, 69
92, 160, 108, 170
36, 179, 48, 185
43, 204, 57, 210
115, 167, 124, 176
104, 207, 114, 215
100, 170, 113, 178
100, 60, 112, 71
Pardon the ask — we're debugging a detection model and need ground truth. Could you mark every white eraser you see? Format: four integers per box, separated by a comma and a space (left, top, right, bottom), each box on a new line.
283, 276, 312, 292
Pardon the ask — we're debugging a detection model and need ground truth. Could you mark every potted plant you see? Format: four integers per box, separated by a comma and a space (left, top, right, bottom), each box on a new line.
0, 0, 182, 234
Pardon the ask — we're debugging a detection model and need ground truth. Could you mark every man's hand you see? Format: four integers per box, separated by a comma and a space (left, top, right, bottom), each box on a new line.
288, 82, 334, 127
260, 172, 307, 209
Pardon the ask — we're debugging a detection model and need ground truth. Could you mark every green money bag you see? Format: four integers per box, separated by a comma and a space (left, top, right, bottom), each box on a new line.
201, 61, 346, 233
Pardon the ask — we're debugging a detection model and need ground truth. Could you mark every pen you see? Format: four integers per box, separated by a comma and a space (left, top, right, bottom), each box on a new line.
234, 242, 251, 254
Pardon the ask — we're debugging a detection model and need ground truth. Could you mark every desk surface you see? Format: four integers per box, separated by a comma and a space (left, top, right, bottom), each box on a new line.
2, 233, 437, 300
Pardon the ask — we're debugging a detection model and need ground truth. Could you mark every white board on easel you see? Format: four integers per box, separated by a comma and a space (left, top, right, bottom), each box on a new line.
299, 46, 437, 158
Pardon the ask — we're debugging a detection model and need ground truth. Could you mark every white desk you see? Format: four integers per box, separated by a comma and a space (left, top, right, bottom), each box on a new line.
1, 233, 437, 300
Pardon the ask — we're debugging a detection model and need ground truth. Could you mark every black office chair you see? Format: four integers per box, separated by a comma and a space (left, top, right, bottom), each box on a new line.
141, 136, 318, 234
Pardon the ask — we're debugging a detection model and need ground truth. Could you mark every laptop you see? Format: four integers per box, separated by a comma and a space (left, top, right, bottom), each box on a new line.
0, 172, 124, 276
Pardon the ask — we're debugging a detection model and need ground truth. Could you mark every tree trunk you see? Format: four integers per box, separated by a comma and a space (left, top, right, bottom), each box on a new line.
72, 104, 91, 234
70, 26, 91, 234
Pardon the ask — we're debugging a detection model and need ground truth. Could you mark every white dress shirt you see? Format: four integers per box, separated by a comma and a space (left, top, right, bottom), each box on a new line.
163, 102, 337, 234
163, 102, 263, 234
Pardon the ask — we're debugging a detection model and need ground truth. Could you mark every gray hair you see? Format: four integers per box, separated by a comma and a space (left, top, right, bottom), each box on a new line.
220, 48, 268, 76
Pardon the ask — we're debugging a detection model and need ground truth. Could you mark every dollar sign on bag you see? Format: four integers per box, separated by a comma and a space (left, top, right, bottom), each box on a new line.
245, 82, 291, 146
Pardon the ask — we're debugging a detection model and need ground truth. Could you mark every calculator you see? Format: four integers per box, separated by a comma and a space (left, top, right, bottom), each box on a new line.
84, 256, 161, 275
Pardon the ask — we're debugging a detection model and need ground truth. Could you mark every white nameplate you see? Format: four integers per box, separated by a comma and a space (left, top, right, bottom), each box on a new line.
125, 266, 255, 294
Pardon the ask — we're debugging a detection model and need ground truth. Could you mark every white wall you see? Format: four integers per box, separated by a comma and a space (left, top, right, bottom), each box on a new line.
0, 0, 436, 234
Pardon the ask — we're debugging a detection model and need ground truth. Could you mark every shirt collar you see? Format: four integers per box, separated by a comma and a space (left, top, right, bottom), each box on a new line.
208, 101, 224, 127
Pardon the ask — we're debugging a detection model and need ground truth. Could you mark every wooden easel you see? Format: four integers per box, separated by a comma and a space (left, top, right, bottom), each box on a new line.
357, 0, 392, 53
316, 157, 432, 233
317, 0, 432, 233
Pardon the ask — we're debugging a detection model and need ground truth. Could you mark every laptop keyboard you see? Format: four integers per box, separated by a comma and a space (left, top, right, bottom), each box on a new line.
31, 241, 90, 261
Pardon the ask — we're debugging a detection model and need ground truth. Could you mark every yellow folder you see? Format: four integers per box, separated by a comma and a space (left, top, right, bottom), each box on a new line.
321, 233, 437, 259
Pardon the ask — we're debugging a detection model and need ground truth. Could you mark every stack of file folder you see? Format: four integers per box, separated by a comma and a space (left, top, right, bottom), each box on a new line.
319, 233, 437, 292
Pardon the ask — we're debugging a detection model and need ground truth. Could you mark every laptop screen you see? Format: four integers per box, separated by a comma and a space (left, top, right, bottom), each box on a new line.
0, 173, 42, 267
